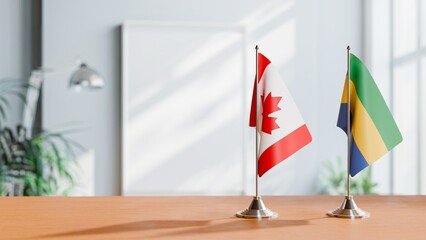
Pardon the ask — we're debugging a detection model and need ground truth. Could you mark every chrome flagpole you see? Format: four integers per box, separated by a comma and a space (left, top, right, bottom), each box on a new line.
236, 45, 277, 219
256, 45, 259, 199
327, 46, 369, 219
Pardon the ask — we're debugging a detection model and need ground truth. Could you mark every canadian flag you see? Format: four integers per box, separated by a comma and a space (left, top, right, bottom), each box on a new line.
249, 53, 312, 177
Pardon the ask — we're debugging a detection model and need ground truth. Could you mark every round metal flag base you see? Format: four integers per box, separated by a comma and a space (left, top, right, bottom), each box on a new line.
327, 195, 370, 219
236, 196, 278, 219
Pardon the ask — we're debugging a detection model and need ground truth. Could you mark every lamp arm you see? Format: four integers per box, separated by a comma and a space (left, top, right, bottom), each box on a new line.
21, 59, 103, 137
21, 60, 82, 136
21, 72, 42, 137
33, 60, 81, 78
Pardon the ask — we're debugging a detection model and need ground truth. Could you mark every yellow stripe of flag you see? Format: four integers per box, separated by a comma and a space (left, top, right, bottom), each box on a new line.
344, 78, 389, 164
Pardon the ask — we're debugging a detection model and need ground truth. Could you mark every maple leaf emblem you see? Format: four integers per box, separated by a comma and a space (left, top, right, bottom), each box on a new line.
261, 92, 282, 134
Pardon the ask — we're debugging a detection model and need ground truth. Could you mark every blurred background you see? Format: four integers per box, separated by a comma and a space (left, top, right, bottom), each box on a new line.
0, 0, 424, 196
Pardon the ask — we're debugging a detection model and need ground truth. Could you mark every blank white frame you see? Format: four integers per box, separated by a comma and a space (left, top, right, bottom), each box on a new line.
121, 21, 248, 195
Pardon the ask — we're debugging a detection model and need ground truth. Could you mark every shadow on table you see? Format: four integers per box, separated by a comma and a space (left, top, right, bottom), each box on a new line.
154, 218, 312, 238
36, 217, 318, 238
37, 220, 210, 238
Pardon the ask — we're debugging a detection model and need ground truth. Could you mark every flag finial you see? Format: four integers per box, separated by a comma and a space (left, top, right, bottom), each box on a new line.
347, 45, 351, 51
255, 45, 259, 50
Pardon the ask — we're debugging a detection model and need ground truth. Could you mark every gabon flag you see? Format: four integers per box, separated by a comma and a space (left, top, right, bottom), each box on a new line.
249, 53, 312, 177
337, 53, 402, 176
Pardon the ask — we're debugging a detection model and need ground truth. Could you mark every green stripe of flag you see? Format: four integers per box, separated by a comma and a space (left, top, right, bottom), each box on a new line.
349, 53, 402, 150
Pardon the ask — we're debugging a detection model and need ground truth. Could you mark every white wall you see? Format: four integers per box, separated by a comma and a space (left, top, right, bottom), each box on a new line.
42, 0, 363, 195
0, 0, 32, 127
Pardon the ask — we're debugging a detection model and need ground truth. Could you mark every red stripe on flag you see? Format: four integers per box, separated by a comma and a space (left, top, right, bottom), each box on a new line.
249, 53, 271, 127
258, 124, 312, 177
249, 78, 258, 127
257, 53, 271, 83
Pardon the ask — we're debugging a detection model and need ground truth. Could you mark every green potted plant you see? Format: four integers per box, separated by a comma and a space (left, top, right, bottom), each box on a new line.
318, 156, 378, 195
0, 78, 80, 196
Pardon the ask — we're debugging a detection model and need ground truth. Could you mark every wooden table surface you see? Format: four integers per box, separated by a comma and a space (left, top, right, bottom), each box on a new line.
0, 196, 425, 239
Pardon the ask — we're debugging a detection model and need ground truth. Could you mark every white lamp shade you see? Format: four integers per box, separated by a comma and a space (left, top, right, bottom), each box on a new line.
69, 63, 104, 90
